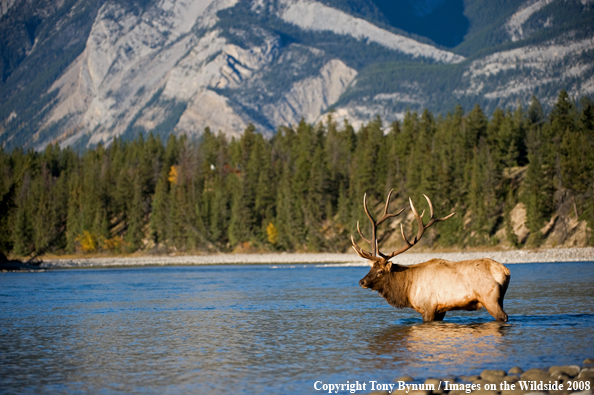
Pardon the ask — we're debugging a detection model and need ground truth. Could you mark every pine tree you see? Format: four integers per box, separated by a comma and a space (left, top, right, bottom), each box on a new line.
464, 104, 498, 244
527, 96, 544, 126
66, 171, 82, 253
275, 161, 301, 250
32, 165, 52, 253
353, 116, 385, 201
523, 126, 553, 246
512, 104, 528, 165
12, 173, 33, 256
548, 90, 578, 190
125, 172, 145, 252
304, 145, 329, 250
227, 173, 251, 248
465, 104, 488, 150
253, 136, 275, 240
498, 112, 520, 169
150, 173, 170, 246
416, 109, 437, 201
207, 177, 228, 247
325, 114, 354, 210
577, 98, 594, 243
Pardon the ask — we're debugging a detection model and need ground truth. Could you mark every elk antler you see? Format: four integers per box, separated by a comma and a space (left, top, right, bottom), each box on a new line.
383, 194, 455, 260
351, 189, 406, 264
351, 192, 455, 264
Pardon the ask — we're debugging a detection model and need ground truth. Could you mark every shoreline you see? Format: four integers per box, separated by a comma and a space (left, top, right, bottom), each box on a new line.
28, 247, 594, 269
363, 360, 594, 395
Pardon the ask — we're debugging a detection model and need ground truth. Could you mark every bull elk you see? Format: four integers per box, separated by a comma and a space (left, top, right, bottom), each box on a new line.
352, 190, 510, 322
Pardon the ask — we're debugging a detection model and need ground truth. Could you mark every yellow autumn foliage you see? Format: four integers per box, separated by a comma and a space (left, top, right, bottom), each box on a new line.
76, 230, 98, 253
103, 235, 127, 253
266, 222, 278, 244
168, 165, 178, 184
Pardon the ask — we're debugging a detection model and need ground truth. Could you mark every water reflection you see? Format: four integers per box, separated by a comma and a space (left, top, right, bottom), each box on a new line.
369, 321, 510, 372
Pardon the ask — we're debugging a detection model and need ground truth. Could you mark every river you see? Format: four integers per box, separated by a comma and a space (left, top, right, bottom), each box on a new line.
1, 261, 593, 394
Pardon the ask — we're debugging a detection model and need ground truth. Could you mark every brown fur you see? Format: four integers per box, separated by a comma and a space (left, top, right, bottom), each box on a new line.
359, 258, 511, 322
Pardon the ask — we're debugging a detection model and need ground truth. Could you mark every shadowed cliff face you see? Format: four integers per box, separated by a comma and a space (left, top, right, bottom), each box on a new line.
372, 0, 469, 47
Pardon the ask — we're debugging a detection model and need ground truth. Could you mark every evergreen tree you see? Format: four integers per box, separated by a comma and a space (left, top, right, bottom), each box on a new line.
125, 172, 145, 252
65, 171, 82, 253
275, 161, 301, 250
227, 171, 251, 248
304, 145, 329, 250
416, 109, 438, 201
2, 91, 593, 257
150, 173, 170, 246
253, 136, 275, 239
12, 172, 33, 256
523, 126, 553, 246
465, 104, 488, 150
497, 112, 520, 168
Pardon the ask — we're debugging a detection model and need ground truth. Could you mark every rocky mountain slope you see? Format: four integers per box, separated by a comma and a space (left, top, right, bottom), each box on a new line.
0, 0, 593, 150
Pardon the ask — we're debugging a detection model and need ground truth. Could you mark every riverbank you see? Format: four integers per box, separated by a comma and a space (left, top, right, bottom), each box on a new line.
365, 360, 594, 395
29, 247, 594, 269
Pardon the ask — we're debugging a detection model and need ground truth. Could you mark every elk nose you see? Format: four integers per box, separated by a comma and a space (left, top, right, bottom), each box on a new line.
359, 279, 367, 288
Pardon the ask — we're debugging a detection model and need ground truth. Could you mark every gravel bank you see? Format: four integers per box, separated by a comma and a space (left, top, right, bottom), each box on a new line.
38, 247, 594, 269
364, 360, 594, 395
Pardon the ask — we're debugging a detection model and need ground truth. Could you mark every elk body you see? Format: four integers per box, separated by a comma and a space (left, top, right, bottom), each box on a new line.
352, 191, 510, 322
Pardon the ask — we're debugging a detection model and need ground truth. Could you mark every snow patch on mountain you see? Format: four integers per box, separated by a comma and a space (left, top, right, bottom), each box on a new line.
278, 0, 465, 64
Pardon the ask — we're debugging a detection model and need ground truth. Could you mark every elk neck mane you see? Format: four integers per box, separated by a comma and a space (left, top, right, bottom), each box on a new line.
378, 264, 412, 309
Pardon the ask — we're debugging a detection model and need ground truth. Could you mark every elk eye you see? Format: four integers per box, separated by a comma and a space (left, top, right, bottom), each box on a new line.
377, 270, 384, 275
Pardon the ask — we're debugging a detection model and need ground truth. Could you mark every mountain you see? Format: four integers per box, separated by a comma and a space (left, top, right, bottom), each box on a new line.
1, 0, 593, 150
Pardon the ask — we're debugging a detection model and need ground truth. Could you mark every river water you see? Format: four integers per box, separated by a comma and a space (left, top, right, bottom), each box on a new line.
1, 261, 593, 394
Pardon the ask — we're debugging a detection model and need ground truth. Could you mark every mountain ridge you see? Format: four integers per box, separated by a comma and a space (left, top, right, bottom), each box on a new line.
0, 0, 593, 150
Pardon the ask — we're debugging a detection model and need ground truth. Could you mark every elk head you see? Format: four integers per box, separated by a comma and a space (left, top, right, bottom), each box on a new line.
352, 190, 455, 290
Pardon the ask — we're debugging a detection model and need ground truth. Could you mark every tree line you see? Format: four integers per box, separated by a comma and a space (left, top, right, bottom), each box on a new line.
1, 90, 593, 258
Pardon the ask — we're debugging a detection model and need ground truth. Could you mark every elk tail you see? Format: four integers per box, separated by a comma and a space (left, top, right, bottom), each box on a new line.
489, 260, 511, 302
488, 260, 510, 285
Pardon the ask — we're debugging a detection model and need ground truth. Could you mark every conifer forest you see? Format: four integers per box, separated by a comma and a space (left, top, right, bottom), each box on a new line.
1, 91, 593, 258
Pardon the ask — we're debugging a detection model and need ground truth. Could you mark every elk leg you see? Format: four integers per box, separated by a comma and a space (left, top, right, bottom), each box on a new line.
481, 292, 508, 322
421, 309, 445, 322
491, 306, 508, 322
421, 310, 436, 321
434, 312, 446, 321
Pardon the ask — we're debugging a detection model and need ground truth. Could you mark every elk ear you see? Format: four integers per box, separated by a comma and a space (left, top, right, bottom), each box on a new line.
385, 261, 393, 272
